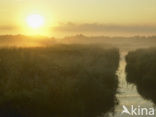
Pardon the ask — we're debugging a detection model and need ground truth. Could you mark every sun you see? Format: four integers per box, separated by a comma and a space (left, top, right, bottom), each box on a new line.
26, 14, 44, 29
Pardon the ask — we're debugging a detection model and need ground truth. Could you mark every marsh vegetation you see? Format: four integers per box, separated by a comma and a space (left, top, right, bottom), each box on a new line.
0, 45, 119, 117
126, 48, 156, 104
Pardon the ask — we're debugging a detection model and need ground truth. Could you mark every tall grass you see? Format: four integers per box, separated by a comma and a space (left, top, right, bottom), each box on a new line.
126, 48, 156, 104
0, 44, 119, 117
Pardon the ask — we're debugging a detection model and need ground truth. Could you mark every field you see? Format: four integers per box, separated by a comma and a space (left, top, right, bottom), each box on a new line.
126, 48, 156, 104
0, 45, 119, 117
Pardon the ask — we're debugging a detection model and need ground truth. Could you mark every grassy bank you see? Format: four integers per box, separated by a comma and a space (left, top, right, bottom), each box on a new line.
126, 48, 156, 104
0, 45, 119, 117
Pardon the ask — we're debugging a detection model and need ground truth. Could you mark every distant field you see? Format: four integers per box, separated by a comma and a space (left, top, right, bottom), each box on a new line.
0, 45, 119, 117
0, 35, 156, 50
126, 48, 156, 104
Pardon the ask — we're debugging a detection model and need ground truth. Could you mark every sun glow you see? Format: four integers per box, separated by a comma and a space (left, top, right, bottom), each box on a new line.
26, 14, 44, 29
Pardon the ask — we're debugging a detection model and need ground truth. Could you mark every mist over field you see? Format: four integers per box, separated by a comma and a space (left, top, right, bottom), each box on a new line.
0, 35, 156, 50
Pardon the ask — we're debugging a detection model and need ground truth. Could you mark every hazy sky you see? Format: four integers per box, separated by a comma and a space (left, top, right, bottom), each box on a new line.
0, 0, 156, 36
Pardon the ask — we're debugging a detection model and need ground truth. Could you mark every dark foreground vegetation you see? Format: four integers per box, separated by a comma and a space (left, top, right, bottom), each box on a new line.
126, 48, 156, 104
0, 45, 119, 117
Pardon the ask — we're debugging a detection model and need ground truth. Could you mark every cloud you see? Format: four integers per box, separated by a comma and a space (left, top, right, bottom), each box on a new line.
53, 22, 156, 33
0, 25, 18, 31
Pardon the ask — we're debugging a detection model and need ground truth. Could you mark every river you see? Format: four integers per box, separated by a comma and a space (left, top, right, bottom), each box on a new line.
107, 50, 155, 117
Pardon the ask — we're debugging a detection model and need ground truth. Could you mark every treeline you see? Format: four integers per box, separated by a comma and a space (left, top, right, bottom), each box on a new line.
126, 48, 156, 104
0, 45, 119, 117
